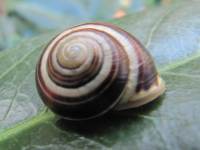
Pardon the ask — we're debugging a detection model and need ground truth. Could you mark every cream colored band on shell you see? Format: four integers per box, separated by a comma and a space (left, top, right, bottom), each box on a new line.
41, 29, 113, 97
40, 24, 138, 99
52, 33, 100, 76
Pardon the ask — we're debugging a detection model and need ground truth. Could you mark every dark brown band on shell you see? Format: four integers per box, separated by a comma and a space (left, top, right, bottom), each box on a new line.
97, 22, 158, 93
36, 22, 165, 120
36, 26, 130, 120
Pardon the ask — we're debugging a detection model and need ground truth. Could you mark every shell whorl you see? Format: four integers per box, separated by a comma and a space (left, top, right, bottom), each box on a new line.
36, 23, 165, 120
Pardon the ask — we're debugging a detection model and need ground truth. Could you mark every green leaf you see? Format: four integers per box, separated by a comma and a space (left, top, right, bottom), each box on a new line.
0, 1, 200, 149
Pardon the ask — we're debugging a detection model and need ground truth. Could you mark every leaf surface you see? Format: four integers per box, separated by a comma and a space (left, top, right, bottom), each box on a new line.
0, 1, 200, 149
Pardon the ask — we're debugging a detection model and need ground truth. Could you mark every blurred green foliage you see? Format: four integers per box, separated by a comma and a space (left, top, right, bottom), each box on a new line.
0, 0, 165, 50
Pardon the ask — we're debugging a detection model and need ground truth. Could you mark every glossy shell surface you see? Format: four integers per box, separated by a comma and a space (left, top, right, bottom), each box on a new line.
36, 23, 165, 120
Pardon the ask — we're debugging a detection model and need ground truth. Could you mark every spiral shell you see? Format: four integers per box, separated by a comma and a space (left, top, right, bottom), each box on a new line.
36, 22, 165, 120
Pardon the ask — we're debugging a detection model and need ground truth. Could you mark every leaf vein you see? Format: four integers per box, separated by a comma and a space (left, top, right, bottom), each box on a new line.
161, 72, 200, 78
145, 9, 172, 48
0, 70, 34, 122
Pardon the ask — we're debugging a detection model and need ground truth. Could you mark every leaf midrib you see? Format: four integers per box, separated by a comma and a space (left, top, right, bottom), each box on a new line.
0, 110, 52, 142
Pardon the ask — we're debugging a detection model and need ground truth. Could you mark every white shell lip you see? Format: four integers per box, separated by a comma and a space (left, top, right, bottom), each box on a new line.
114, 76, 166, 110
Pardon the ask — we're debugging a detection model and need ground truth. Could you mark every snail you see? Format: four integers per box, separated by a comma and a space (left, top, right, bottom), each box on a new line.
36, 22, 166, 121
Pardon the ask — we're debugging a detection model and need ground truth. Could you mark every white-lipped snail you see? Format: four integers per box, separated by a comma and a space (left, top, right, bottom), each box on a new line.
35, 22, 166, 121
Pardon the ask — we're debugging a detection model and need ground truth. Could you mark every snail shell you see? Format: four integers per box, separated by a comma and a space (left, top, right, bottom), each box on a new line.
36, 22, 165, 120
